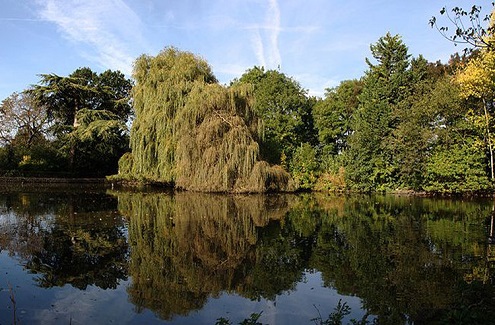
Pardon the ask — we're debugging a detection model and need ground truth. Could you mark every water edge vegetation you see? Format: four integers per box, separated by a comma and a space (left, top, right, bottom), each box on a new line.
1, 5, 495, 195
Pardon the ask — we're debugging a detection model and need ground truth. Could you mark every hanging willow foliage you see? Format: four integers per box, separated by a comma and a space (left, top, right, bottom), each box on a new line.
118, 47, 294, 192
108, 190, 291, 318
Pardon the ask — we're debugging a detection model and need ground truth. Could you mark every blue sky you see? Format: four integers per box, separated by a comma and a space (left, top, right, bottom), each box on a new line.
0, 1, 491, 101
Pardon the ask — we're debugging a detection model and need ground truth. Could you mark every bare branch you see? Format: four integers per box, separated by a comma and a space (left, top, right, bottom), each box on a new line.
430, 4, 494, 53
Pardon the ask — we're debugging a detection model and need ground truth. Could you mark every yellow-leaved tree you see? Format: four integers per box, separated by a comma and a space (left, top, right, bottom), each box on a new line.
455, 10, 495, 181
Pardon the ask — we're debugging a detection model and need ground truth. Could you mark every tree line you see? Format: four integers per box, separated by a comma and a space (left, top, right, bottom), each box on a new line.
1, 5, 494, 193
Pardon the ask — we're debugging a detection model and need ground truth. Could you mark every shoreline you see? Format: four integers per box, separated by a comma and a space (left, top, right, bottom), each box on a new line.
0, 177, 493, 197
0, 177, 107, 184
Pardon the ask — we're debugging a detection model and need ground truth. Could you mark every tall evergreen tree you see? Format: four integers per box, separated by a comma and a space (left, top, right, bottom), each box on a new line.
389, 55, 440, 190
346, 33, 412, 191
28, 67, 133, 176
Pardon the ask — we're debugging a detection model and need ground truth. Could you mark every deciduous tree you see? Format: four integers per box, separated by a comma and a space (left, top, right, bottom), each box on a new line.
119, 47, 293, 192
0, 91, 49, 147
430, 4, 495, 52
234, 67, 316, 166
0, 92, 59, 173
313, 79, 362, 156
455, 21, 495, 181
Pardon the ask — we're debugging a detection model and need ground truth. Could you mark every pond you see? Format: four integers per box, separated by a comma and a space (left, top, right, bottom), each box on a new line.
0, 184, 495, 324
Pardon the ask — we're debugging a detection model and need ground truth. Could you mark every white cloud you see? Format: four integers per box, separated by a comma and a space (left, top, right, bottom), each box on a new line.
247, 0, 281, 70
266, 0, 281, 68
37, 0, 145, 75
251, 28, 267, 68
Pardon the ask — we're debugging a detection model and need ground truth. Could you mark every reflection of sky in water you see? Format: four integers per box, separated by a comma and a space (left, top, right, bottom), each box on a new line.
168, 271, 369, 325
0, 251, 161, 324
0, 252, 366, 325
1, 190, 493, 324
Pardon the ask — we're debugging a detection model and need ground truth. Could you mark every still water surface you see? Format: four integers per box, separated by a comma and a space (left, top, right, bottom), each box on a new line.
0, 185, 495, 324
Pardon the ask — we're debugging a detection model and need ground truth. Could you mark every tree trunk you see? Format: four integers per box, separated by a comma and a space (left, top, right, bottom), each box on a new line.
483, 98, 494, 181
69, 103, 79, 175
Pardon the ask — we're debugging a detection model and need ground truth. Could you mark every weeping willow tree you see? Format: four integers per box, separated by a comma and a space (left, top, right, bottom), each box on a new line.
117, 47, 294, 192
111, 191, 290, 319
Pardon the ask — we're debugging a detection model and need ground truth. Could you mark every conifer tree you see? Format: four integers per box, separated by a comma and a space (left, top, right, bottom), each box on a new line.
346, 33, 412, 191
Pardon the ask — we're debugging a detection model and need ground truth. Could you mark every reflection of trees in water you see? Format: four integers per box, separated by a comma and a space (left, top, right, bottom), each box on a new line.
240, 194, 317, 300
27, 210, 128, 289
310, 194, 495, 324
0, 193, 46, 259
2, 189, 495, 323
116, 191, 301, 320
115, 191, 495, 323
0, 190, 129, 290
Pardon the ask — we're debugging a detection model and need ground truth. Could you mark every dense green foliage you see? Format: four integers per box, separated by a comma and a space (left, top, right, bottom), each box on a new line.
0, 67, 132, 177
123, 47, 218, 183
314, 31, 494, 193
233, 67, 317, 165
67, 109, 129, 176
313, 79, 362, 156
118, 47, 293, 192
2, 6, 495, 192
117, 34, 495, 194
345, 33, 412, 191
0, 91, 63, 174
29, 67, 132, 128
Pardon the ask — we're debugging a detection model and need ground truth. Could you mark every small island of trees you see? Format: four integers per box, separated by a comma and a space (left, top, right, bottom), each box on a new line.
1, 5, 495, 194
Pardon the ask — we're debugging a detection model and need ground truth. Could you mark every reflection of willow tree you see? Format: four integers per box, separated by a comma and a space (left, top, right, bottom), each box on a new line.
0, 190, 128, 290
109, 190, 495, 323
308, 194, 495, 324
114, 191, 309, 320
